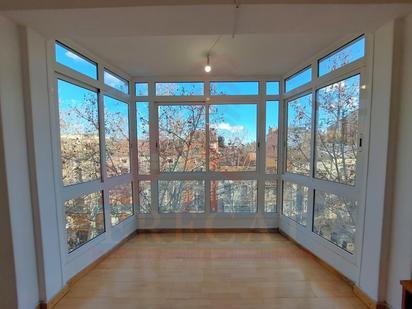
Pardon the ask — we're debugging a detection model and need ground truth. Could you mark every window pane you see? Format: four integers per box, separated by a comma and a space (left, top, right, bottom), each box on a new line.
286, 94, 312, 176
159, 181, 205, 213
210, 81, 259, 96
159, 105, 206, 172
109, 183, 133, 226
58, 80, 100, 186
266, 101, 279, 173
282, 182, 308, 226
209, 104, 257, 172
314, 191, 357, 254
155, 82, 204, 96
104, 70, 129, 94
55, 42, 97, 79
136, 102, 150, 174
138, 181, 151, 214
211, 180, 257, 213
265, 181, 277, 213
285, 66, 312, 93
65, 191, 104, 252
266, 81, 280, 95
104, 96, 130, 177
135, 82, 149, 96
319, 36, 365, 77
315, 75, 360, 185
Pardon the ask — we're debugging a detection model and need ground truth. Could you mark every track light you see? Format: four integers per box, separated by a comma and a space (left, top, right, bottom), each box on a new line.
204, 54, 212, 73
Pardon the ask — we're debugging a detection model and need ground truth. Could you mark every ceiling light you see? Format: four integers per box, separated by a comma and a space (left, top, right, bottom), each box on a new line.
205, 54, 212, 73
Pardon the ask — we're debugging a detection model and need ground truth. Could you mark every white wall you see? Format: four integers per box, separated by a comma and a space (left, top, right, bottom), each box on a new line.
0, 16, 40, 309
384, 13, 412, 309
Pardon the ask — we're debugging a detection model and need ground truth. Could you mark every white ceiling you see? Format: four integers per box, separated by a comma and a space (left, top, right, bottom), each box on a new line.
4, 4, 412, 77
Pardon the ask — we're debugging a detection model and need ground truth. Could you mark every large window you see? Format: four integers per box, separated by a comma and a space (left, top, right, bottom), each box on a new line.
138, 181, 151, 214
286, 94, 312, 176
156, 82, 204, 96
65, 191, 104, 252
158, 104, 206, 172
210, 81, 259, 96
315, 75, 360, 186
57, 79, 100, 186
209, 104, 257, 172
55, 42, 132, 253
104, 96, 130, 177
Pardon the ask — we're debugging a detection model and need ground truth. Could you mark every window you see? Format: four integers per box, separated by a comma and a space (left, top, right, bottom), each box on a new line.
266, 81, 280, 96
265, 101, 279, 173
313, 191, 357, 254
135, 82, 149, 96
136, 102, 151, 175
57, 79, 100, 186
109, 183, 133, 226
265, 181, 277, 213
104, 96, 130, 177
138, 181, 151, 214
209, 104, 257, 172
319, 36, 365, 77
282, 182, 308, 226
155, 82, 204, 96
65, 191, 104, 252
158, 104, 206, 172
315, 75, 360, 186
158, 181, 205, 213
285, 66, 312, 93
211, 180, 257, 213
55, 42, 97, 80
286, 94, 312, 176
104, 70, 129, 94
210, 81, 259, 96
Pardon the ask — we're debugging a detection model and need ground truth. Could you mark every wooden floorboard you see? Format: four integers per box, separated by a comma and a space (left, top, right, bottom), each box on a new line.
55, 232, 368, 309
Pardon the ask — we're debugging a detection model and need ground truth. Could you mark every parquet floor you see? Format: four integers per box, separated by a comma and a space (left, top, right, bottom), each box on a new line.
55, 232, 367, 309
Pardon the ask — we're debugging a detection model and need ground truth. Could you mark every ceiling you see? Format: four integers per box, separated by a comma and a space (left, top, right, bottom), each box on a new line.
3, 4, 412, 77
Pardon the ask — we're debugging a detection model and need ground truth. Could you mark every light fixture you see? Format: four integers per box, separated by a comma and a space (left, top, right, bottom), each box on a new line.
204, 54, 212, 73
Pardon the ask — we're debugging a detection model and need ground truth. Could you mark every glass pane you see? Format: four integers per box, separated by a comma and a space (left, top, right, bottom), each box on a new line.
282, 182, 309, 226
135, 82, 149, 96
55, 42, 97, 79
155, 82, 204, 96
138, 181, 151, 214
286, 94, 312, 176
210, 81, 259, 96
315, 75, 360, 185
285, 66, 312, 93
209, 104, 257, 172
57, 79, 100, 186
104, 96, 130, 177
265, 181, 277, 213
109, 183, 133, 226
65, 191, 104, 252
319, 36, 365, 77
104, 70, 129, 94
158, 181, 205, 213
314, 191, 357, 254
265, 101, 279, 173
266, 81, 280, 95
211, 180, 257, 213
136, 102, 150, 175
159, 105, 206, 172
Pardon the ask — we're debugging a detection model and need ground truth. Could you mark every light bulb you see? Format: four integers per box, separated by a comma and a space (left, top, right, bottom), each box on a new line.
204, 64, 212, 73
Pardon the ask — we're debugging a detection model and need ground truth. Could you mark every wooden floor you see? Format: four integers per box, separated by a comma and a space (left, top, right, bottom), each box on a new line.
55, 232, 367, 309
